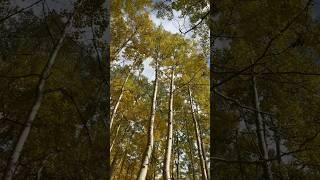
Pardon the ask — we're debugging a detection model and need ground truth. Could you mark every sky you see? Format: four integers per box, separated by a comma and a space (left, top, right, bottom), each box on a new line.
11, 0, 320, 81
142, 10, 188, 81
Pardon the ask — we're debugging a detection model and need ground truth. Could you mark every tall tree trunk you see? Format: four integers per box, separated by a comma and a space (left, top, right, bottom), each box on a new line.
151, 151, 157, 180
110, 123, 121, 152
196, 103, 210, 178
105, 0, 111, 177
252, 74, 273, 180
118, 153, 127, 180
137, 58, 159, 180
110, 148, 120, 179
110, 72, 131, 129
3, 14, 74, 180
270, 117, 281, 165
163, 66, 175, 179
209, 0, 216, 178
186, 132, 196, 179
184, 110, 196, 179
111, 128, 133, 178
176, 132, 180, 180
188, 86, 208, 180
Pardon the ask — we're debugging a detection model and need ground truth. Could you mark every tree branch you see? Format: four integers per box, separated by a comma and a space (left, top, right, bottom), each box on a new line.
0, 0, 44, 23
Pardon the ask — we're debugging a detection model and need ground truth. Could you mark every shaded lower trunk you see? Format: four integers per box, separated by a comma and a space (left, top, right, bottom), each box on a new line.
184, 112, 196, 179
188, 86, 208, 180
252, 74, 273, 180
3, 14, 74, 180
176, 133, 180, 180
196, 103, 209, 178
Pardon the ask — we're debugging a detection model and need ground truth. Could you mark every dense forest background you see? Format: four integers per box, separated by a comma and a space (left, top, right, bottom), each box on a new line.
0, 0, 107, 179
1, 0, 320, 179
110, 1, 209, 179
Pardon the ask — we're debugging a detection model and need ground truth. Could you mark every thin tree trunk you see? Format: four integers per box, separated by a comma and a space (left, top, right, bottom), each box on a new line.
111, 124, 130, 153
3, 14, 74, 180
186, 133, 196, 179
195, 103, 209, 178
163, 66, 175, 179
151, 151, 157, 180
111, 128, 133, 178
188, 86, 208, 180
184, 111, 196, 180
110, 123, 121, 152
110, 72, 131, 129
110, 149, 120, 179
209, 0, 216, 178
271, 117, 281, 165
118, 153, 127, 180
170, 159, 174, 180
137, 57, 159, 180
110, 59, 142, 130
184, 108, 196, 179
252, 74, 273, 180
176, 132, 180, 180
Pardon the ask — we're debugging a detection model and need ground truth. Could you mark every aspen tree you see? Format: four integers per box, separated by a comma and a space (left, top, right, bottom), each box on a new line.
3, 11, 76, 180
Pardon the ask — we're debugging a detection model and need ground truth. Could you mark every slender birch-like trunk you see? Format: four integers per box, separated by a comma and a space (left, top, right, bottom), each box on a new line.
188, 86, 208, 180
184, 110, 196, 179
110, 149, 122, 179
110, 72, 131, 129
110, 124, 121, 152
186, 130, 196, 179
271, 117, 281, 165
176, 132, 180, 180
209, 0, 216, 177
3, 14, 74, 180
111, 128, 133, 178
163, 66, 175, 179
137, 57, 159, 180
196, 103, 209, 178
252, 74, 273, 180
118, 153, 127, 180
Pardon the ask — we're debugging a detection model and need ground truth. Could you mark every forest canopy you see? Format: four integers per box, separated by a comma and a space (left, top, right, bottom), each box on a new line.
1, 0, 320, 180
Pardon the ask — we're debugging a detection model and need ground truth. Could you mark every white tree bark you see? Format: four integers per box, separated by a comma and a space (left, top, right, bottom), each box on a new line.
110, 123, 121, 152
175, 132, 180, 180
163, 66, 175, 179
188, 87, 208, 180
186, 123, 196, 179
196, 103, 210, 179
110, 72, 131, 129
137, 58, 159, 180
3, 15, 74, 180
252, 74, 273, 180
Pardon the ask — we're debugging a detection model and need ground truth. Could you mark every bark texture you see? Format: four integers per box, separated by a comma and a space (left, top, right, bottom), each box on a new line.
188, 87, 208, 180
252, 74, 273, 180
163, 66, 175, 179
3, 15, 74, 180
110, 72, 131, 129
137, 58, 159, 180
